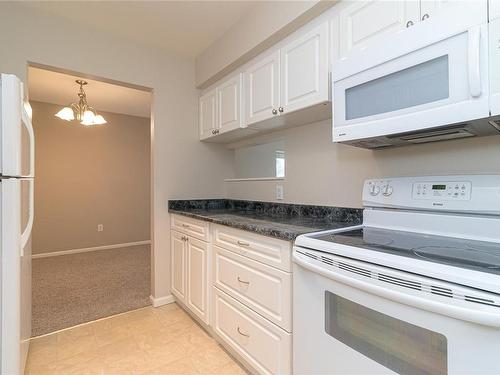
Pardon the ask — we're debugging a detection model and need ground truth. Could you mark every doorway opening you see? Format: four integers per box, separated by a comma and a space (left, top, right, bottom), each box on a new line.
27, 64, 153, 336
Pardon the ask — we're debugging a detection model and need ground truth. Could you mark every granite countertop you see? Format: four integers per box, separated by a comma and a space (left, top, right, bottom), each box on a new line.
168, 199, 362, 241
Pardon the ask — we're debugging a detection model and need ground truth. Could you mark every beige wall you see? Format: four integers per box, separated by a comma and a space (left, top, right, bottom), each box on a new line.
0, 3, 234, 298
31, 101, 150, 254
195, 1, 334, 88
226, 120, 500, 207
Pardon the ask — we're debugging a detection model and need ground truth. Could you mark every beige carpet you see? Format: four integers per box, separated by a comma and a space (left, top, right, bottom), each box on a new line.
32, 244, 151, 337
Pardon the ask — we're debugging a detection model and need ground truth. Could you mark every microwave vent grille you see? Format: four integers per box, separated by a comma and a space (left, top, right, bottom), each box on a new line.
396, 127, 475, 144
488, 120, 500, 132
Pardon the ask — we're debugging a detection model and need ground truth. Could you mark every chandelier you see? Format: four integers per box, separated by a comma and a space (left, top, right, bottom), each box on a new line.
55, 80, 107, 125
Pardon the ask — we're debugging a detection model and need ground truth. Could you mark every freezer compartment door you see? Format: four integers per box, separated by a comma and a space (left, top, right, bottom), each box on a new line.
1, 74, 35, 177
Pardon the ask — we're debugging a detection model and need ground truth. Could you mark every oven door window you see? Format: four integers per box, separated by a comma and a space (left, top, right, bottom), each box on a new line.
345, 55, 449, 121
325, 291, 447, 375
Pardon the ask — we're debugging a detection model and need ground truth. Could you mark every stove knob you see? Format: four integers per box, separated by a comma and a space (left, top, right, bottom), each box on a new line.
369, 184, 380, 196
382, 184, 393, 196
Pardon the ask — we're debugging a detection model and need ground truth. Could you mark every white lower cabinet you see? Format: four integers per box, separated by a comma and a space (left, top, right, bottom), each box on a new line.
171, 230, 187, 303
213, 245, 292, 331
213, 288, 292, 375
211, 224, 293, 375
186, 237, 209, 324
170, 222, 210, 325
170, 214, 292, 374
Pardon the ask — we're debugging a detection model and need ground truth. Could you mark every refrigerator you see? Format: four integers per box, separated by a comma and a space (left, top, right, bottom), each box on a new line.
0, 73, 34, 375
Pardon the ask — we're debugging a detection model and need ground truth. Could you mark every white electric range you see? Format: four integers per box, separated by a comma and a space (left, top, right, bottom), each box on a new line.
293, 175, 500, 375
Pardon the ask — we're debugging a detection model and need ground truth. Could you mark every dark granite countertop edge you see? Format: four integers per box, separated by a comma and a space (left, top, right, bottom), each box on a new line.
168, 199, 363, 242
169, 209, 307, 241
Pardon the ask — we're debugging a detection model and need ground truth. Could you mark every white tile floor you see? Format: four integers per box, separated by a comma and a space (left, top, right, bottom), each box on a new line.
26, 303, 247, 375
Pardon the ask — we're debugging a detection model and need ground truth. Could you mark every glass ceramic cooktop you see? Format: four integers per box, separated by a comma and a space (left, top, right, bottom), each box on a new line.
310, 227, 500, 275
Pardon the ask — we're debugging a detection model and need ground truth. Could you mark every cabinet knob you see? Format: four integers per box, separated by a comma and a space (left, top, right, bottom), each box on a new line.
278, 107, 284, 113
421, 13, 429, 21
272, 108, 278, 115
406, 20, 414, 28
211, 129, 215, 134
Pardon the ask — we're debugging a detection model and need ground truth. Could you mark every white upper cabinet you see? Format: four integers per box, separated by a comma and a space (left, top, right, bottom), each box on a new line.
280, 22, 329, 115
217, 73, 243, 133
420, 0, 486, 23
491, 0, 500, 20
199, 88, 217, 140
338, 1, 420, 60
244, 50, 281, 126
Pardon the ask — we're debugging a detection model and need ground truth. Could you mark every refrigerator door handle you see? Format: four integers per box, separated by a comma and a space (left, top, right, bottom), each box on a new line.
20, 178, 34, 251
22, 103, 35, 178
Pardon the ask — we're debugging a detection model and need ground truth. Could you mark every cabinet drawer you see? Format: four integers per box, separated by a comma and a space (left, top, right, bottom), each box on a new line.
213, 225, 292, 271
213, 288, 291, 375
171, 214, 209, 242
213, 246, 291, 331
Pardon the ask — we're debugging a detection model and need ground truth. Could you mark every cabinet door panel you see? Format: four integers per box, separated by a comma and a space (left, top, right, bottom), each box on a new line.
492, 0, 500, 20
187, 237, 209, 324
218, 73, 243, 133
281, 22, 329, 114
339, 0, 420, 60
199, 89, 217, 140
213, 288, 291, 375
244, 50, 280, 126
171, 230, 186, 303
420, 0, 486, 24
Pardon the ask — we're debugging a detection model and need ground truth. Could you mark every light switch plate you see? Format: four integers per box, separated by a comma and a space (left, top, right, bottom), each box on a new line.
276, 185, 284, 200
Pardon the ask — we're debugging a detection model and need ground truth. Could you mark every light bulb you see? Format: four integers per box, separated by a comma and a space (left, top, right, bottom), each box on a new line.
81, 110, 95, 125
55, 107, 75, 121
92, 115, 107, 125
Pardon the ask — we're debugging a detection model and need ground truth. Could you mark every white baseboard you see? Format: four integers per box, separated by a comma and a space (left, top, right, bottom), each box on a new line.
150, 294, 175, 308
32, 240, 151, 259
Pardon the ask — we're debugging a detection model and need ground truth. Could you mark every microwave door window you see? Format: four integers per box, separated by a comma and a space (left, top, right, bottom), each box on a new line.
346, 55, 450, 121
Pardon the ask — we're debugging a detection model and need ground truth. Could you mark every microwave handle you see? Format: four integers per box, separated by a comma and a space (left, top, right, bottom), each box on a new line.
468, 25, 482, 98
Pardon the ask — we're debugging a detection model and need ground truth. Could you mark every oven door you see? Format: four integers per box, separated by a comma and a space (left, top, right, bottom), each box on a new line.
332, 23, 489, 144
292, 248, 500, 375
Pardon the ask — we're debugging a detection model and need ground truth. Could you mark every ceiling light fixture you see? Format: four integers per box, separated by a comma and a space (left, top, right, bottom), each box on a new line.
55, 80, 107, 126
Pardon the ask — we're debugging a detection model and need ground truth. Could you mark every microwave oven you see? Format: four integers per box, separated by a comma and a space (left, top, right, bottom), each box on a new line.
332, 13, 500, 149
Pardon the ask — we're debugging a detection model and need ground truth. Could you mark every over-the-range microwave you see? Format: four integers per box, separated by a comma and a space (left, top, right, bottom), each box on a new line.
332, 10, 500, 149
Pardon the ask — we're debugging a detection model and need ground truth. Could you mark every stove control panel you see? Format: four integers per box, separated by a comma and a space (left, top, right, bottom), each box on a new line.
412, 181, 472, 200
362, 175, 500, 214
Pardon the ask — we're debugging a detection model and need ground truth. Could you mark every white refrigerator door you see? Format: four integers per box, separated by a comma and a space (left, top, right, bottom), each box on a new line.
20, 178, 32, 374
0, 177, 33, 375
1, 73, 34, 178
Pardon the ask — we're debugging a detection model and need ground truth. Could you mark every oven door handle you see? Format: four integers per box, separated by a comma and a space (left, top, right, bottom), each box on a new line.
293, 251, 500, 328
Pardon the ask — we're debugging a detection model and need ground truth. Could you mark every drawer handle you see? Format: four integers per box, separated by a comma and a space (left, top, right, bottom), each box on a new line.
237, 326, 250, 338
237, 240, 250, 247
237, 277, 250, 285
182, 224, 191, 228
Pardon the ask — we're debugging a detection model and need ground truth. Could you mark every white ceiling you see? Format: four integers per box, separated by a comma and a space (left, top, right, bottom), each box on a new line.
28, 67, 151, 118
20, 1, 258, 58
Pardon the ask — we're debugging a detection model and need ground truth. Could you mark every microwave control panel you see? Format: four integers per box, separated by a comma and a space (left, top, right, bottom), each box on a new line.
412, 181, 472, 201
